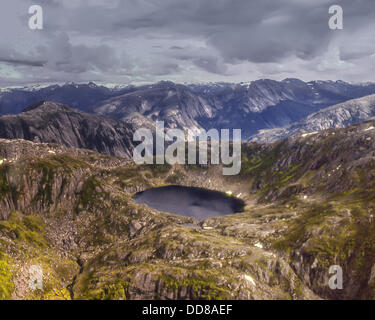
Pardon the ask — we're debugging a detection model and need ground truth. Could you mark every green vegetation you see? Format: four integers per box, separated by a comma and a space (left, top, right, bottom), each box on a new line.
0, 212, 46, 248
32, 159, 59, 205
79, 177, 103, 208
165, 170, 186, 184
143, 163, 171, 177
0, 254, 13, 300
0, 165, 11, 197
162, 271, 231, 300
77, 279, 129, 300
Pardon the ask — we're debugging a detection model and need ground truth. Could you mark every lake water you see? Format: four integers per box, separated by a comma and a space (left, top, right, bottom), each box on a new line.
133, 185, 244, 220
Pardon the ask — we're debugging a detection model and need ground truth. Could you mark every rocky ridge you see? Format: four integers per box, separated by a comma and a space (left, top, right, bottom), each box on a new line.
0, 101, 136, 157
250, 94, 375, 142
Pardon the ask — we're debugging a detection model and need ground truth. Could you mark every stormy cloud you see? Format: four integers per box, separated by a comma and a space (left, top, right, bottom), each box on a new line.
0, 0, 374, 86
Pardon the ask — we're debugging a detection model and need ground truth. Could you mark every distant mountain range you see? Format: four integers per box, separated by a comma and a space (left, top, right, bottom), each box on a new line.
2, 79, 375, 141
0, 82, 138, 115
0, 101, 135, 157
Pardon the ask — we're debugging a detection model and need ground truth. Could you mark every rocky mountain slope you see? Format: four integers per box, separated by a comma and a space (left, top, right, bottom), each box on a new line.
91, 81, 210, 134
1, 120, 375, 300
2, 80, 375, 140
250, 94, 375, 142
0, 101, 135, 157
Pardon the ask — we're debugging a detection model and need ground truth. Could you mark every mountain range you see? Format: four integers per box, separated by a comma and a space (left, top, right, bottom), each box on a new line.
2, 79, 375, 141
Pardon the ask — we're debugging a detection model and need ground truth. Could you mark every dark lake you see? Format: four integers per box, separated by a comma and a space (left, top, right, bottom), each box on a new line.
133, 185, 245, 220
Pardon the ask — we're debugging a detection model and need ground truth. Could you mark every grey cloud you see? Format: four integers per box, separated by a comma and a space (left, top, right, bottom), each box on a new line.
193, 57, 227, 75
41, 0, 375, 63
145, 62, 181, 76
35, 33, 121, 74
0, 58, 46, 67
0, 0, 375, 85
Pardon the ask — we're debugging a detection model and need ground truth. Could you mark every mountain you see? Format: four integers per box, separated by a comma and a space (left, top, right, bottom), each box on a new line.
0, 82, 136, 115
0, 101, 135, 157
1, 120, 375, 299
250, 94, 375, 142
91, 81, 211, 134
91, 79, 375, 139
2, 80, 375, 140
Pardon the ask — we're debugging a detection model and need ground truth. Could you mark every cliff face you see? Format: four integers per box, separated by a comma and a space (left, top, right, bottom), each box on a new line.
0, 101, 136, 157
1, 119, 375, 300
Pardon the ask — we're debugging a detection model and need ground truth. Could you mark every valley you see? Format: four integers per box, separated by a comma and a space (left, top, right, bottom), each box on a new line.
1, 119, 375, 299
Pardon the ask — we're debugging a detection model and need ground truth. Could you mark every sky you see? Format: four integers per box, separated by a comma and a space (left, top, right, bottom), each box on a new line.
0, 0, 374, 87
